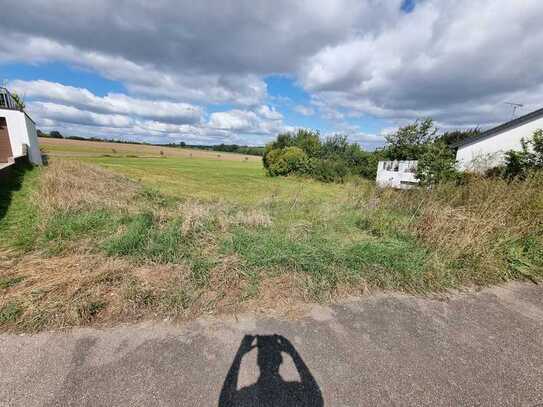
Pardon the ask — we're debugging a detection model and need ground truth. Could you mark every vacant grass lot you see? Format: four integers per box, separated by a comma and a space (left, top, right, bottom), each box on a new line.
1, 139, 542, 332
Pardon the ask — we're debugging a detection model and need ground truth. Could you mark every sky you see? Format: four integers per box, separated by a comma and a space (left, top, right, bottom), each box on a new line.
1, 0, 542, 149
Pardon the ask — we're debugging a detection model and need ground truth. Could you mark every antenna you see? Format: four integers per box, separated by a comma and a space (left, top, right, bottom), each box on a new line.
505, 102, 524, 119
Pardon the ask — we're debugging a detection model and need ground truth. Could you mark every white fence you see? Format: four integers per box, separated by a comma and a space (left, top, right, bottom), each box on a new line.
376, 160, 419, 189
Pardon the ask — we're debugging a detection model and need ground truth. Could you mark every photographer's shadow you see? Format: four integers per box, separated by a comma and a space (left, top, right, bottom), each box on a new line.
219, 334, 323, 406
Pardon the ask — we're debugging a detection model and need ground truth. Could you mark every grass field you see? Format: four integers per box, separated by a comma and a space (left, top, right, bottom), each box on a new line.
40, 137, 343, 203
40, 137, 262, 161
1, 138, 542, 332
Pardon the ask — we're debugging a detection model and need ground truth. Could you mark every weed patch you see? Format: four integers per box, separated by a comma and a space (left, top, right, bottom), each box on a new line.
0, 275, 25, 289
0, 302, 23, 323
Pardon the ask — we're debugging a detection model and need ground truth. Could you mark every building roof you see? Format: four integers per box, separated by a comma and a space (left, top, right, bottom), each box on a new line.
0, 87, 36, 124
452, 106, 543, 148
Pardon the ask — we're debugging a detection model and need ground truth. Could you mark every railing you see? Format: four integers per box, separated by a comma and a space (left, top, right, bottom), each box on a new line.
0, 87, 20, 110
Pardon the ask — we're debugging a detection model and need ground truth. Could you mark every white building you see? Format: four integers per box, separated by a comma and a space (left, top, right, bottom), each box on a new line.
376, 160, 418, 189
0, 87, 42, 170
454, 107, 543, 171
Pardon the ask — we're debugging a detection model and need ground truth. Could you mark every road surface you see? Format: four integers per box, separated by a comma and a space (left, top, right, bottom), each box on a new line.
1, 282, 542, 406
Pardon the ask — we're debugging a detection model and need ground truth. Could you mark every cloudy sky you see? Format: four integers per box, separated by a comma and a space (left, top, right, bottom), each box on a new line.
1, 0, 542, 148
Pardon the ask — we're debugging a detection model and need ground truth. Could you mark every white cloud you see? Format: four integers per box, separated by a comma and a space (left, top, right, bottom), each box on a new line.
10, 80, 202, 124
293, 105, 315, 116
208, 106, 284, 135
30, 102, 133, 128
1, 0, 543, 143
19, 81, 286, 145
299, 0, 543, 127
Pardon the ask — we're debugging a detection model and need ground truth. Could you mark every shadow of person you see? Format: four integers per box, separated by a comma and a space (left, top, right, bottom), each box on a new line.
219, 334, 324, 407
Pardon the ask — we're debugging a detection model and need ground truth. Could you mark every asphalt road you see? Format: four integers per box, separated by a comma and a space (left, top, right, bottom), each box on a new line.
1, 282, 542, 406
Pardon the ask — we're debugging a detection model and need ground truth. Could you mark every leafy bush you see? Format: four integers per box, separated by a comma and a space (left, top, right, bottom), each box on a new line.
504, 129, 543, 179
308, 158, 349, 183
263, 130, 379, 182
266, 146, 309, 176
416, 141, 460, 186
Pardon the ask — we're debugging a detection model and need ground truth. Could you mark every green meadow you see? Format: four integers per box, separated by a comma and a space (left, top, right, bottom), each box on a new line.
80, 155, 346, 204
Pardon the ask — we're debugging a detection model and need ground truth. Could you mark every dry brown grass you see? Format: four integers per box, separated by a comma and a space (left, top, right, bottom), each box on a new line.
375, 173, 543, 281
178, 200, 271, 236
233, 208, 272, 227
0, 248, 307, 332
38, 160, 139, 215
414, 176, 542, 253
39, 137, 262, 161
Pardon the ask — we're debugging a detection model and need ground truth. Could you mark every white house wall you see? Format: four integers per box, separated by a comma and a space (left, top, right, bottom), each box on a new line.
0, 109, 42, 165
24, 113, 42, 165
456, 116, 543, 171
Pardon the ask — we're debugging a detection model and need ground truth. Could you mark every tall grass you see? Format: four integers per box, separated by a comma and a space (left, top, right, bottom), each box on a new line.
1, 159, 542, 332
373, 173, 543, 285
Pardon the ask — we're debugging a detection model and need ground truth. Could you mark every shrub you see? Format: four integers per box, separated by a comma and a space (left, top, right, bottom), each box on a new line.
504, 129, 543, 179
416, 141, 459, 186
263, 129, 380, 181
308, 158, 349, 183
266, 146, 308, 176
263, 129, 320, 169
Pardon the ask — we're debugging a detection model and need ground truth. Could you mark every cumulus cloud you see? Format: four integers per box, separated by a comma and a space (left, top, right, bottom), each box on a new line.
1, 0, 542, 144
208, 107, 283, 135
18, 80, 286, 145
10, 80, 202, 124
300, 0, 543, 127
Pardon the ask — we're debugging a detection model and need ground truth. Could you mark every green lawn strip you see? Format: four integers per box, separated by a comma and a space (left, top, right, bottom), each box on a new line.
0, 164, 41, 251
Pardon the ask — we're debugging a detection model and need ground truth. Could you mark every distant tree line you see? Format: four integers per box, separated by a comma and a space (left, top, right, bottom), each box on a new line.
166, 142, 264, 156
37, 130, 264, 156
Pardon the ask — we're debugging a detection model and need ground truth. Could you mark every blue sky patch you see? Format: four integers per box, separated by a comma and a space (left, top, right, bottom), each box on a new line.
401, 0, 416, 13
0, 62, 125, 96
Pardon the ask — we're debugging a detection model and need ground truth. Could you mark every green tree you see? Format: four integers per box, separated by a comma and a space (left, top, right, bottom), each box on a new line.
49, 130, 64, 139
439, 128, 480, 146
293, 129, 321, 157
384, 118, 437, 160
